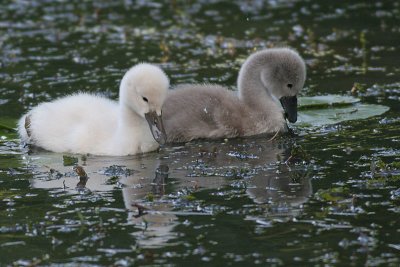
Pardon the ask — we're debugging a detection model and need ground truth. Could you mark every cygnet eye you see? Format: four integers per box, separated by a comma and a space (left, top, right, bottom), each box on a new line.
287, 83, 293, 89
142, 96, 148, 102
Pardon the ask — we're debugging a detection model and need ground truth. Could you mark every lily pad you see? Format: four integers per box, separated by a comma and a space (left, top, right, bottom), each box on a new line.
297, 95, 389, 127
298, 95, 360, 110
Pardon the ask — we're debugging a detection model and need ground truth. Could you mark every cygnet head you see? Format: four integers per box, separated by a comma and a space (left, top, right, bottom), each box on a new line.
241, 48, 306, 123
119, 63, 169, 144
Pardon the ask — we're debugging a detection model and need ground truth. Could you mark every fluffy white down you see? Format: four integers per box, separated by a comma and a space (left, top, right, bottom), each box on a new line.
18, 64, 169, 156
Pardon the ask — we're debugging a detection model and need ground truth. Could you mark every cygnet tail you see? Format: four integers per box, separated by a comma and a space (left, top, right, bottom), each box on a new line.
17, 114, 32, 143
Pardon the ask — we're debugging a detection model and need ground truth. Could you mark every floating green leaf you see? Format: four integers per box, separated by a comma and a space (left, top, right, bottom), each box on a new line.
0, 124, 15, 132
146, 193, 154, 202
298, 94, 360, 110
0, 117, 18, 139
315, 187, 350, 202
105, 175, 120, 185
297, 94, 389, 127
63, 155, 79, 166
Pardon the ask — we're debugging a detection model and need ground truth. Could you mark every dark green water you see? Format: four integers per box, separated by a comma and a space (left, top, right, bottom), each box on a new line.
1, 0, 399, 266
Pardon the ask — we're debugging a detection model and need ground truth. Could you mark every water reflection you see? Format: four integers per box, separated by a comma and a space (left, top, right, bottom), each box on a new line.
151, 164, 169, 196
1, 0, 399, 264
26, 138, 311, 248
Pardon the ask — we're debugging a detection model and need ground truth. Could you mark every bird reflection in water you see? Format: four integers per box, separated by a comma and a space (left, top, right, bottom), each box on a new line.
26, 138, 312, 248
151, 164, 169, 196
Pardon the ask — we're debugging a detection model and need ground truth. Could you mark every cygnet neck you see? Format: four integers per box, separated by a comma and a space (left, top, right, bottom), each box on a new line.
238, 59, 275, 112
118, 100, 145, 130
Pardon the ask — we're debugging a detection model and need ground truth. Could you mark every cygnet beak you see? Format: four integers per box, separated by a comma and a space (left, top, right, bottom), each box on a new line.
279, 96, 297, 123
145, 111, 167, 145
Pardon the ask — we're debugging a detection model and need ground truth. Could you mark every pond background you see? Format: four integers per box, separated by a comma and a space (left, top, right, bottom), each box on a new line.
1, 0, 399, 266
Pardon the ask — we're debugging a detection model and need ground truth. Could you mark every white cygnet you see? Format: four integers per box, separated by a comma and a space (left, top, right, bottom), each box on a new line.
162, 48, 306, 143
18, 63, 169, 156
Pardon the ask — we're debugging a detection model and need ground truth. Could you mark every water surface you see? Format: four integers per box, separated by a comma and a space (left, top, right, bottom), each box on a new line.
1, 0, 399, 266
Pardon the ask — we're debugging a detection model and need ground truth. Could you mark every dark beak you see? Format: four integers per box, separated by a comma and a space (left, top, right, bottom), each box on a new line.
145, 111, 167, 145
279, 96, 297, 123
